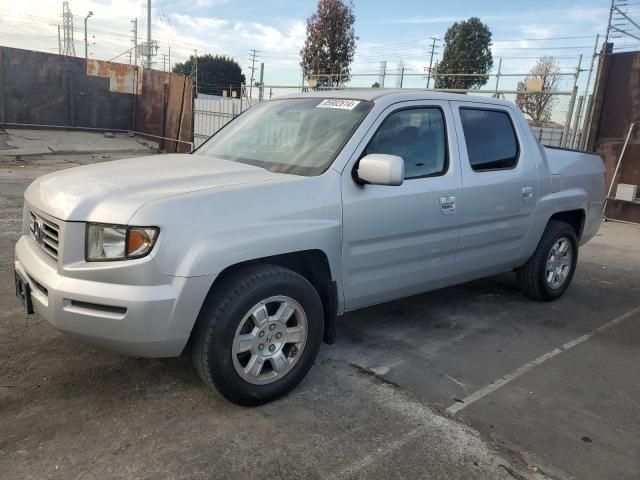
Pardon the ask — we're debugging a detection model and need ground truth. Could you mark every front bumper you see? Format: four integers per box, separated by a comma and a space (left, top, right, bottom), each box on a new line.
14, 235, 214, 357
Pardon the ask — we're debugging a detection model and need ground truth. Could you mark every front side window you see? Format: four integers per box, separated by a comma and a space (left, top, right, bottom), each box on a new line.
194, 98, 372, 176
459, 108, 519, 171
363, 107, 447, 179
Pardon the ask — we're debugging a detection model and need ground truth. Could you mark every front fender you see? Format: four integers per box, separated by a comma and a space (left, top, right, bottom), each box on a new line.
130, 172, 343, 282
172, 219, 341, 278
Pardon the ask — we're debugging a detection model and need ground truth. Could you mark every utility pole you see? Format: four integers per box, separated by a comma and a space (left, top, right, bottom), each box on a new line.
397, 61, 405, 88
426, 36, 439, 89
493, 58, 503, 97
146, 0, 152, 68
61, 1, 76, 57
605, 0, 615, 43
248, 49, 259, 99
131, 18, 138, 132
561, 54, 583, 148
58, 25, 61, 55
190, 49, 198, 95
577, 34, 600, 149
606, 0, 640, 45
433, 61, 439, 89
258, 62, 265, 101
131, 19, 138, 66
84, 11, 94, 61
379, 61, 387, 87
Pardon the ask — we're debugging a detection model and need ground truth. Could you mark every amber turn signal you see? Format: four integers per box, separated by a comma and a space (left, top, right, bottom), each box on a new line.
127, 228, 158, 257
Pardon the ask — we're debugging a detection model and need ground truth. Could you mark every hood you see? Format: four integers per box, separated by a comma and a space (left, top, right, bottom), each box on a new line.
25, 154, 289, 223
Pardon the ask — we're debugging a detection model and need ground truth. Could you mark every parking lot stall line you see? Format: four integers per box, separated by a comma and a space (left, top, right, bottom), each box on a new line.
446, 305, 640, 416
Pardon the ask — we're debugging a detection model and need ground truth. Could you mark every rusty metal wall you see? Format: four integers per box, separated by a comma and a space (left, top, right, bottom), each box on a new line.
588, 50, 640, 223
0, 47, 134, 130
136, 68, 167, 144
0, 47, 193, 152
86, 59, 140, 95
177, 77, 193, 153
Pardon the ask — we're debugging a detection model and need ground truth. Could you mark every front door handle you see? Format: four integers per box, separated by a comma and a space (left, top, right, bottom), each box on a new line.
440, 194, 456, 215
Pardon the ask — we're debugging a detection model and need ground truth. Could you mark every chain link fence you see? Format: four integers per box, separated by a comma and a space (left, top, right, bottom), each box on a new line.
194, 71, 587, 150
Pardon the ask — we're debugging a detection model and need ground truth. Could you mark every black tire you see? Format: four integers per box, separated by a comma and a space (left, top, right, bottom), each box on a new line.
191, 264, 324, 406
517, 220, 579, 301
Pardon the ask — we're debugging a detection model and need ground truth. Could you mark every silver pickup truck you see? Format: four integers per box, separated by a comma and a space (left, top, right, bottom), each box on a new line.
14, 90, 605, 405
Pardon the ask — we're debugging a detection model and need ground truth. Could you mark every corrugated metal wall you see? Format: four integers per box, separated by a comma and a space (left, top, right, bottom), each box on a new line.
0, 46, 193, 153
588, 49, 640, 223
0, 47, 134, 130
193, 97, 257, 147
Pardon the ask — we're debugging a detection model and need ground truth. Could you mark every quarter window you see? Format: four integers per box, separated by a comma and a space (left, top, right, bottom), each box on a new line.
459, 108, 519, 171
363, 108, 447, 179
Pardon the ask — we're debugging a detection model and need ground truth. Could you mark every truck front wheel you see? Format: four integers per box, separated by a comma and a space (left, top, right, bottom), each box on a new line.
191, 264, 324, 406
517, 220, 579, 301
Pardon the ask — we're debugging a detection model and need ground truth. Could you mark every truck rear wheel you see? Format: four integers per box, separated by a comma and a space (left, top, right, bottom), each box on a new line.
191, 264, 324, 406
517, 220, 578, 301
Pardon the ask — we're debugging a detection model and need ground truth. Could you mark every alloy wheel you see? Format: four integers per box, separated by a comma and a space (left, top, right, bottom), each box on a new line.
231, 295, 308, 385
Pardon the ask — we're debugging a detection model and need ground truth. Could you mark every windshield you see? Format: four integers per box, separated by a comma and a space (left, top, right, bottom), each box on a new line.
194, 98, 372, 176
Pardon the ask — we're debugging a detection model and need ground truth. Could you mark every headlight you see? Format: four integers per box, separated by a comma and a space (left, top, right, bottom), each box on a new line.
86, 223, 159, 261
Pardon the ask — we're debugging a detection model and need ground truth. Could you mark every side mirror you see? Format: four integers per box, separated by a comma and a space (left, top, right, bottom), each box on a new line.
356, 154, 404, 186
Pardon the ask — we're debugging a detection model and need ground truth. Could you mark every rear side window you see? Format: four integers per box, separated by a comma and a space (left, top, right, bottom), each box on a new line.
363, 107, 447, 179
459, 108, 519, 171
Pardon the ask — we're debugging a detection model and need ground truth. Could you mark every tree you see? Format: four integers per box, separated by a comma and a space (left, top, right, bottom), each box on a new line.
435, 17, 493, 90
516, 56, 561, 127
173, 54, 245, 97
371, 81, 381, 88
300, 0, 356, 88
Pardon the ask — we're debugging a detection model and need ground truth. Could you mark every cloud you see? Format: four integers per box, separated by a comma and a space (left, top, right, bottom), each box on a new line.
521, 24, 557, 40
172, 13, 229, 30
389, 6, 607, 33
194, 0, 229, 6
232, 20, 305, 52
0, 0, 307, 84
0, 1, 607, 89
392, 15, 461, 25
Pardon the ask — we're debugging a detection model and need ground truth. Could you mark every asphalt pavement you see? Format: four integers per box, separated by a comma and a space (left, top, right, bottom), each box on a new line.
1, 130, 639, 479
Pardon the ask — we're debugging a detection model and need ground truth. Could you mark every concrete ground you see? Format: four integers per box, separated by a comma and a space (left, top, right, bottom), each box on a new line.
0, 129, 158, 157
1, 130, 639, 479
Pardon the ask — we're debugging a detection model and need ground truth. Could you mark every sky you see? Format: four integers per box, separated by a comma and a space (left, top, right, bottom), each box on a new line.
0, 0, 636, 94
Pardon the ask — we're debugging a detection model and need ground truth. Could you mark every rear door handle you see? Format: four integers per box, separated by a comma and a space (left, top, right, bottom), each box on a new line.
522, 186, 534, 201
440, 194, 456, 215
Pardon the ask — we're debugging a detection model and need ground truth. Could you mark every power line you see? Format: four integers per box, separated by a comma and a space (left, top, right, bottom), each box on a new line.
108, 45, 135, 62
353, 34, 597, 55
0, 11, 599, 91
494, 35, 597, 42
61, 1, 76, 57
607, 0, 640, 44
493, 45, 594, 50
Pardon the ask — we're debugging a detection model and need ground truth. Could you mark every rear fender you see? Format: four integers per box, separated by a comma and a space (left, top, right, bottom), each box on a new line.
520, 188, 588, 262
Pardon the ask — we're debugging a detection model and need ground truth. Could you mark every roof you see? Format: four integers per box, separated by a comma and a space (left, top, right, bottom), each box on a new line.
278, 88, 515, 108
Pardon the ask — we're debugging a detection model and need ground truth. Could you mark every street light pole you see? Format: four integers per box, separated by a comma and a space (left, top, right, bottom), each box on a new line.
84, 11, 93, 61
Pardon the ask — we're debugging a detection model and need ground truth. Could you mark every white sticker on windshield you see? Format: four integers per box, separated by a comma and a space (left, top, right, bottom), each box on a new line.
316, 99, 361, 110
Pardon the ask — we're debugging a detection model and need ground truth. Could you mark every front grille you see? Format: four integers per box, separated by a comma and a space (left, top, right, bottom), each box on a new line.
29, 211, 60, 261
